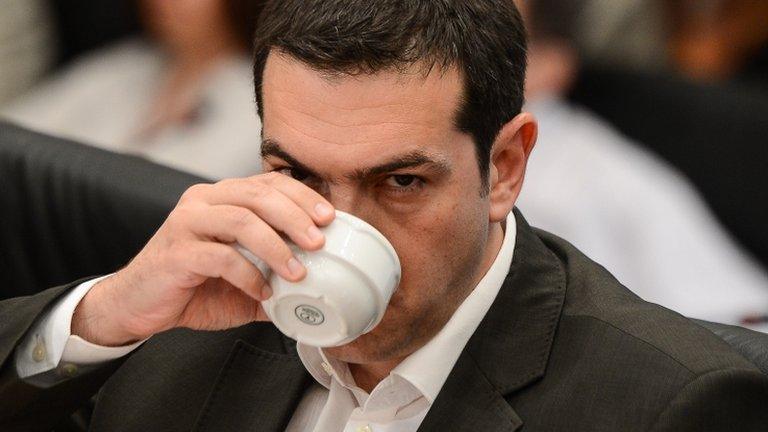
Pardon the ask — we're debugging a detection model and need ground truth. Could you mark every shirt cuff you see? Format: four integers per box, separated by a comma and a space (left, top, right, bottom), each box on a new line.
15, 274, 145, 379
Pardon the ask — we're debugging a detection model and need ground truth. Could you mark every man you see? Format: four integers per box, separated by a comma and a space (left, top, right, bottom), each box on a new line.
1, 1, 767, 431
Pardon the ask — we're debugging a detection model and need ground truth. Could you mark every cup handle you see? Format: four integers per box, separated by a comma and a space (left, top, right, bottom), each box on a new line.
233, 243, 273, 278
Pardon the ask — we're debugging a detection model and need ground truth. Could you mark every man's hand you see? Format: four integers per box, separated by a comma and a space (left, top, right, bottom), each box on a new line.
71, 173, 335, 346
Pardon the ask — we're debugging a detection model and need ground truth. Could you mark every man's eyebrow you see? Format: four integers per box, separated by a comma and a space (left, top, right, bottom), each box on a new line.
349, 151, 451, 181
261, 138, 451, 180
261, 138, 319, 177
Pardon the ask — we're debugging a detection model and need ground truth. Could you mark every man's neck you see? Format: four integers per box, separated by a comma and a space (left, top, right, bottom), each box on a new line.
347, 221, 506, 393
348, 357, 405, 393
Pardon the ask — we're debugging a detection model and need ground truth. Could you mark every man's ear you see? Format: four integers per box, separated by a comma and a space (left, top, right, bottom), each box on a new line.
487, 112, 537, 223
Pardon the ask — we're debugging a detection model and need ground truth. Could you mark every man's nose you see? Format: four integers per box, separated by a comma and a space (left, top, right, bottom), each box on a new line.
327, 189, 359, 216
325, 186, 371, 221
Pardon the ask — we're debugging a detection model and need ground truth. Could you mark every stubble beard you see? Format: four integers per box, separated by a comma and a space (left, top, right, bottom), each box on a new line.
323, 249, 486, 366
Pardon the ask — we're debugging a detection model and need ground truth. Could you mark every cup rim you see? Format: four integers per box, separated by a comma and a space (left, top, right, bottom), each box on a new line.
333, 210, 401, 269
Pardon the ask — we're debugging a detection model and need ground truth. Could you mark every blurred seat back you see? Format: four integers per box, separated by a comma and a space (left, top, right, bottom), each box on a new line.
0, 122, 205, 299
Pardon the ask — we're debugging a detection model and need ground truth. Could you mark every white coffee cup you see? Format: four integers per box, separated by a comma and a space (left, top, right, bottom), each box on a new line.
236, 210, 401, 347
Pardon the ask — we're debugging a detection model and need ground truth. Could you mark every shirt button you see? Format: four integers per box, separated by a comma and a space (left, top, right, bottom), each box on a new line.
321, 361, 333, 375
32, 338, 46, 362
60, 363, 79, 377
356, 425, 372, 432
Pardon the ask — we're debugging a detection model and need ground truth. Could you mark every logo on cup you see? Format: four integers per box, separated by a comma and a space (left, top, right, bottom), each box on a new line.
295, 305, 325, 325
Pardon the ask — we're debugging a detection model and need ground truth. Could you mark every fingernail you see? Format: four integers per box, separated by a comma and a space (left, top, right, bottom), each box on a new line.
314, 203, 334, 219
287, 257, 305, 278
306, 225, 324, 243
261, 283, 273, 300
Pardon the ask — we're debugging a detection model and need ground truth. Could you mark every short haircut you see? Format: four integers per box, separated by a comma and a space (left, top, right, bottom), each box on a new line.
252, 0, 528, 190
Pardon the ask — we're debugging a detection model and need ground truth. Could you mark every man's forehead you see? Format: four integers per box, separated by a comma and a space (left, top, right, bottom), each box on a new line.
260, 52, 464, 142
263, 51, 463, 97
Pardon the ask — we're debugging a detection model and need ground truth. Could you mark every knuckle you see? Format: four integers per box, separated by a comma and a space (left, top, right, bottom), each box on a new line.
225, 207, 255, 229
261, 171, 281, 183
249, 182, 274, 200
171, 203, 195, 219
181, 183, 210, 202
165, 241, 192, 268
166, 205, 196, 230
217, 247, 240, 269
215, 177, 239, 188
190, 245, 232, 273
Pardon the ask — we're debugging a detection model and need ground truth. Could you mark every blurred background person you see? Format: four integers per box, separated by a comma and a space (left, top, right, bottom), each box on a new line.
570, 0, 768, 89
516, 0, 768, 329
573, 0, 668, 73
0, 0, 55, 105
1, 0, 264, 180
667, 0, 768, 87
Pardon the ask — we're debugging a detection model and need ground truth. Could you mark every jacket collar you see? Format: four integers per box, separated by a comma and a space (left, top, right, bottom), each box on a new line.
418, 209, 566, 431
468, 209, 566, 394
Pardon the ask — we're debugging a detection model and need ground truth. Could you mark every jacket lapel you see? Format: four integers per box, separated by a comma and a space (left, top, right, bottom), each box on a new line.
417, 350, 523, 431
191, 337, 310, 432
418, 210, 567, 431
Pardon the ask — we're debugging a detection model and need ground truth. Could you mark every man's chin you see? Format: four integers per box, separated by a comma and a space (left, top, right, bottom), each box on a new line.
322, 321, 417, 365
322, 331, 395, 364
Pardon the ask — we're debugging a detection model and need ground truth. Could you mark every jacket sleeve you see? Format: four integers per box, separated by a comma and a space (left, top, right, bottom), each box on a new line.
650, 368, 768, 432
0, 277, 127, 432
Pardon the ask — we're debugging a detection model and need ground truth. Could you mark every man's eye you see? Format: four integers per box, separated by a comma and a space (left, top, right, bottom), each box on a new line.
390, 175, 415, 187
384, 175, 424, 193
277, 167, 309, 181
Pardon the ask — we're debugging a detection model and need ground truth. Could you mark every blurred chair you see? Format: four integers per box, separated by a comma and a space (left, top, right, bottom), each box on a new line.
0, 121, 205, 300
570, 67, 768, 268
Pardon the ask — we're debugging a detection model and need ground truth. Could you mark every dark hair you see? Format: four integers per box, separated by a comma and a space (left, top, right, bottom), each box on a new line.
252, 0, 528, 190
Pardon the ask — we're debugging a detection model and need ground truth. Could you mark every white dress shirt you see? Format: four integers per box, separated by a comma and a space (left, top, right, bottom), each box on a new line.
16, 213, 517, 431
14, 275, 143, 379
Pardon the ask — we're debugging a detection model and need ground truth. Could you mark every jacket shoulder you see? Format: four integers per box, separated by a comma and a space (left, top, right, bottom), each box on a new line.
537, 228, 759, 376
512, 229, 768, 431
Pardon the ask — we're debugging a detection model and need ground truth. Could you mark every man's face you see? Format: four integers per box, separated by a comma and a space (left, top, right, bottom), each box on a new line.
260, 52, 498, 364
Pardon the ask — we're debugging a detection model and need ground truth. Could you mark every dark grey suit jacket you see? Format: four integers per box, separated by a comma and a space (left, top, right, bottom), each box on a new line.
2, 213, 768, 431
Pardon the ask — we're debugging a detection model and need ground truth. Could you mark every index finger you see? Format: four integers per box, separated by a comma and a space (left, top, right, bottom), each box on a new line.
215, 173, 336, 226
264, 172, 336, 226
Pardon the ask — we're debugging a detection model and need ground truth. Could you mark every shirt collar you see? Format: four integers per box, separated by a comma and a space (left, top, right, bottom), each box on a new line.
297, 212, 517, 404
